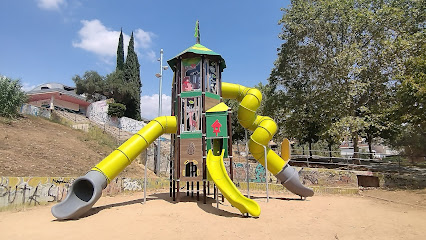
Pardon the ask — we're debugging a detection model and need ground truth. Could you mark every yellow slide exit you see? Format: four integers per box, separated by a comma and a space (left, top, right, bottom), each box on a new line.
207, 149, 261, 217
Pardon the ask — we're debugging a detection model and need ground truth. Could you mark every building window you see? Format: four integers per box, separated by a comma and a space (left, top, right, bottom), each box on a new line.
181, 97, 201, 132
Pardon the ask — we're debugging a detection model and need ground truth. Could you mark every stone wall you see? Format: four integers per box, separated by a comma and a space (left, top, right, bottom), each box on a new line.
224, 161, 376, 188
86, 100, 147, 132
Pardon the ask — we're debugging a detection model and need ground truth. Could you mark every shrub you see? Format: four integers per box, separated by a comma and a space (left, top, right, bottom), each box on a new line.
107, 102, 126, 118
0, 76, 27, 118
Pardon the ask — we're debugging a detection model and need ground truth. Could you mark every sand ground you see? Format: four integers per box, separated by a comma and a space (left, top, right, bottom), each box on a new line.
0, 189, 425, 240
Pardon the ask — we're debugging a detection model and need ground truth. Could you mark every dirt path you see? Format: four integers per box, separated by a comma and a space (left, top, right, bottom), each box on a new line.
0, 189, 425, 240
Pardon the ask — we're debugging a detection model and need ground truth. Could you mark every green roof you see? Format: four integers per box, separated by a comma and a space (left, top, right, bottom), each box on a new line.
167, 43, 226, 71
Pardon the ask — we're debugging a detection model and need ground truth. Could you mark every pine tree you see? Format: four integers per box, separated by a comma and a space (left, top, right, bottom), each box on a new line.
116, 28, 124, 71
124, 32, 141, 120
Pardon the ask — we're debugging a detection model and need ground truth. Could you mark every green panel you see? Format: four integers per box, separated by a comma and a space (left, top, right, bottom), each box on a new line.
180, 132, 202, 139
206, 111, 227, 116
206, 114, 228, 138
181, 91, 202, 98
206, 139, 211, 151
205, 91, 220, 100
223, 138, 228, 158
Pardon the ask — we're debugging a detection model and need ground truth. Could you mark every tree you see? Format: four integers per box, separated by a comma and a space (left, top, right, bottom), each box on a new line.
387, 19, 425, 161
123, 32, 142, 120
107, 102, 126, 118
116, 28, 124, 71
0, 76, 27, 118
269, 0, 418, 159
73, 71, 105, 101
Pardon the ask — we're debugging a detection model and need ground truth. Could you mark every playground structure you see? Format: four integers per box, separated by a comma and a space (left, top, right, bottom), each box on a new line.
51, 26, 314, 220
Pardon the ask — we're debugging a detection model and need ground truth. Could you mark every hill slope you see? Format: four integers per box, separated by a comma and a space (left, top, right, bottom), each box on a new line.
0, 115, 154, 178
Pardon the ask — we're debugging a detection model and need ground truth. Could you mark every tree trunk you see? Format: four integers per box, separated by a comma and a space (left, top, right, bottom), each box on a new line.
328, 143, 332, 162
352, 133, 360, 164
367, 133, 373, 159
302, 145, 305, 155
308, 142, 313, 158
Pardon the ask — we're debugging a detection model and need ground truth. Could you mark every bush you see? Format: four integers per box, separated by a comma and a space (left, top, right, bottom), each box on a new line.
0, 76, 27, 118
107, 102, 126, 118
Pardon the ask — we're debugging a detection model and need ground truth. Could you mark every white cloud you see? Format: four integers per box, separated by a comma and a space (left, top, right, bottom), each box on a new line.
134, 29, 155, 49
140, 94, 171, 120
73, 20, 128, 57
144, 50, 158, 62
36, 0, 66, 11
21, 82, 38, 92
73, 19, 156, 62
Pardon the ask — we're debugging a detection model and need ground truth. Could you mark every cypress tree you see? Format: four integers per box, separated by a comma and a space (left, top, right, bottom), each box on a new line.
116, 28, 124, 71
124, 32, 142, 120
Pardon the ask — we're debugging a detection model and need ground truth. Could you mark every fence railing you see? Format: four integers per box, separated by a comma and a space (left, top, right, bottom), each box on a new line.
289, 149, 425, 174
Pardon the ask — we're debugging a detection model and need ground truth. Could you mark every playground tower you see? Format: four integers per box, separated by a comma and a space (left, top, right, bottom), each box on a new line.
167, 35, 233, 203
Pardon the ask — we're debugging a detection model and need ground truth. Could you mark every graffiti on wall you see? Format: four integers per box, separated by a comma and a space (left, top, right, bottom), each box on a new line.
0, 177, 73, 208
20, 104, 51, 118
0, 176, 168, 210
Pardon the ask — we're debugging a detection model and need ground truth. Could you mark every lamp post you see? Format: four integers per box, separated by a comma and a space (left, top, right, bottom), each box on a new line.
155, 49, 168, 174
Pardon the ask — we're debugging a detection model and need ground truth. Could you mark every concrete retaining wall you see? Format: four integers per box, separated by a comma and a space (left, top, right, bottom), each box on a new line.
0, 176, 169, 211
4, 168, 417, 211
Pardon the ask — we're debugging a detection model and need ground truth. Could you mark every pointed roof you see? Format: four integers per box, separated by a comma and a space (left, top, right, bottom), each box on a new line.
167, 43, 226, 71
206, 102, 229, 113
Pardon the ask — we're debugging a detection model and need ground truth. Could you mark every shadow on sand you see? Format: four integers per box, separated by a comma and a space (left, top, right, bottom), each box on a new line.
53, 191, 305, 221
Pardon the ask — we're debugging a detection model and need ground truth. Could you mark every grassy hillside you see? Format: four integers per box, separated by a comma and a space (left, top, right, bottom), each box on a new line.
0, 115, 154, 178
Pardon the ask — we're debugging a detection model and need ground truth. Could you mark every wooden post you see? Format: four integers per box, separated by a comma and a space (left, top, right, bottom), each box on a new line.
176, 180, 180, 202
172, 180, 176, 201
227, 108, 234, 181
197, 181, 200, 201
203, 180, 206, 204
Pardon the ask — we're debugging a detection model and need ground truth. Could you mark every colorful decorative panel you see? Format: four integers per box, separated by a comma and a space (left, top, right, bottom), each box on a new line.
206, 113, 228, 138
180, 138, 203, 181
181, 58, 201, 92
181, 97, 201, 132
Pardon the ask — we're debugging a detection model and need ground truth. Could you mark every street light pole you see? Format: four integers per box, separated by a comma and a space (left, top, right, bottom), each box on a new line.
156, 48, 164, 175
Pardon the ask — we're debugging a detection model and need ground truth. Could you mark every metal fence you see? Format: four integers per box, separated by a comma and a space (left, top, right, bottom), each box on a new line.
289, 149, 426, 175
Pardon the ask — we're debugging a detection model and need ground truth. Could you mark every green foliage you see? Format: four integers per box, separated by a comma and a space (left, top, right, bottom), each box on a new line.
268, 0, 424, 157
123, 32, 142, 120
104, 70, 129, 102
387, 29, 425, 159
107, 102, 126, 118
116, 29, 125, 71
73, 71, 105, 101
0, 76, 27, 118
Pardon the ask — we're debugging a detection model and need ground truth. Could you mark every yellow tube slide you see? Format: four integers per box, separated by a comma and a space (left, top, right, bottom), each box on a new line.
92, 116, 177, 182
207, 149, 261, 217
222, 82, 285, 175
222, 82, 314, 197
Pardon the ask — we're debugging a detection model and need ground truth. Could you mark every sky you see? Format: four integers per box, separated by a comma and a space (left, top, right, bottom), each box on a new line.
0, 0, 289, 119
